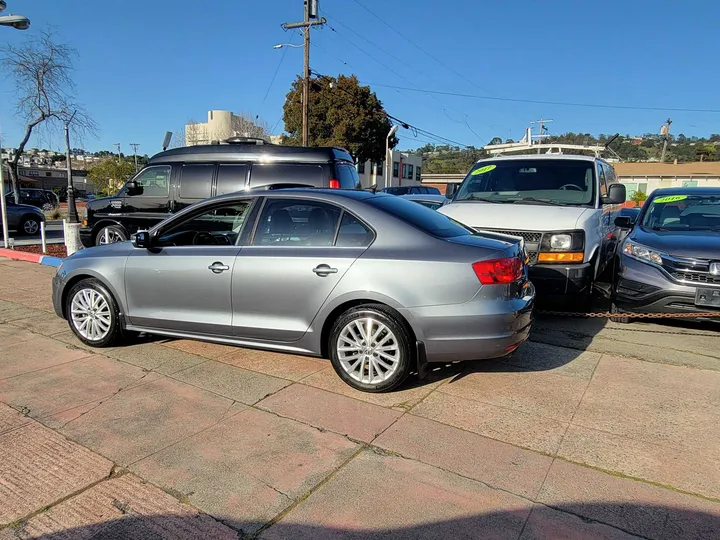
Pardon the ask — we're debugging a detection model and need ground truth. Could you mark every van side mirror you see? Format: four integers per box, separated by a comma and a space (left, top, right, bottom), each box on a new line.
125, 180, 140, 195
132, 231, 151, 249
445, 182, 460, 199
614, 216, 633, 229
602, 184, 626, 205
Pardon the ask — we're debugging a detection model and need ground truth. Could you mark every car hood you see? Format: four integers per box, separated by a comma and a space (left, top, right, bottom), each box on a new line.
630, 227, 720, 260
439, 201, 590, 230
9, 203, 44, 215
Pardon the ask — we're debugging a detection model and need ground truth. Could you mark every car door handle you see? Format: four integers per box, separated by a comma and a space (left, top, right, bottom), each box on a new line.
313, 264, 338, 276
208, 262, 230, 274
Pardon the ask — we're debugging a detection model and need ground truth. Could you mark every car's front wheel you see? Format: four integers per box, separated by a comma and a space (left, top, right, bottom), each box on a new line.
66, 278, 123, 347
329, 304, 412, 393
19, 216, 41, 236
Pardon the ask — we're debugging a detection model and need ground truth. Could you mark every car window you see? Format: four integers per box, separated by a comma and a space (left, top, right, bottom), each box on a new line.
425, 186, 440, 195
156, 202, 251, 247
217, 164, 248, 195
598, 163, 608, 197
336, 212, 374, 247
250, 163, 324, 188
367, 195, 472, 238
253, 199, 341, 246
129, 165, 171, 197
178, 164, 214, 200
382, 187, 410, 195
335, 164, 361, 189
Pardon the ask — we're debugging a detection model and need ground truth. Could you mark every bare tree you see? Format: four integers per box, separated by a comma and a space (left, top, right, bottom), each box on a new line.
1, 30, 97, 202
168, 119, 204, 148
229, 111, 269, 140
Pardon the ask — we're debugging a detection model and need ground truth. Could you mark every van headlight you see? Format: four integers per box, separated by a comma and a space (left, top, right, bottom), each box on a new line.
622, 240, 664, 266
549, 234, 572, 250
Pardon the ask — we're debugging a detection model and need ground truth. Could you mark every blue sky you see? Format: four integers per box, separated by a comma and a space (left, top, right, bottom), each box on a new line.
0, 0, 717, 156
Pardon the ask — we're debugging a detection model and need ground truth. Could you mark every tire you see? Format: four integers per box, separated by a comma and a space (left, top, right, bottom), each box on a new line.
42, 203, 54, 211
19, 216, 41, 236
95, 225, 127, 246
328, 304, 412, 393
610, 302, 630, 324
65, 278, 124, 347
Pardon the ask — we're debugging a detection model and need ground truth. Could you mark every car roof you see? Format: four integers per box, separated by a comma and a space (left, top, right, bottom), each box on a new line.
475, 154, 601, 164
210, 187, 385, 204
400, 194, 447, 202
148, 143, 354, 165
649, 187, 720, 196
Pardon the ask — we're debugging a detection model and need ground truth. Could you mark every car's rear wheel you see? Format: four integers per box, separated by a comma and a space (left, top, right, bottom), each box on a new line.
329, 304, 412, 393
95, 225, 127, 245
66, 278, 123, 347
19, 216, 41, 236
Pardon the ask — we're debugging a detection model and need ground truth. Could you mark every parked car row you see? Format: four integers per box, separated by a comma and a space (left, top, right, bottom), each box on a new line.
0, 198, 46, 236
50, 140, 718, 394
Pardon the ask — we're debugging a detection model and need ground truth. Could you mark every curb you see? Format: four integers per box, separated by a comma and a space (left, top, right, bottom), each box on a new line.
0, 248, 63, 267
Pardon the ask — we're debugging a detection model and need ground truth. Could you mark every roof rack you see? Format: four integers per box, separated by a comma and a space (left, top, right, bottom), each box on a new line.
213, 136, 270, 145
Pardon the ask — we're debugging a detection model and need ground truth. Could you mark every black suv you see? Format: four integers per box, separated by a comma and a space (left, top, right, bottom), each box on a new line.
80, 140, 361, 246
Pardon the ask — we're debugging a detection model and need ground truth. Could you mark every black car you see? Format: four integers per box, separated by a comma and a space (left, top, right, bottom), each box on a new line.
5, 189, 59, 211
381, 186, 442, 196
612, 187, 720, 322
80, 139, 361, 246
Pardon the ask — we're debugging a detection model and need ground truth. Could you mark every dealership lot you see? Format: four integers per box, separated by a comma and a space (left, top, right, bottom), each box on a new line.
0, 257, 718, 538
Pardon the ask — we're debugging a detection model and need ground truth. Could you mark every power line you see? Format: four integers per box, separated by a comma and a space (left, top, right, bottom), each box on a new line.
349, 0, 493, 95
261, 29, 297, 107
361, 82, 720, 114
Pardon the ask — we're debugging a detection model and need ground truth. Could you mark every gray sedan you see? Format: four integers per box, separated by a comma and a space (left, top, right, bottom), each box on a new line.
52, 189, 535, 392
1, 201, 45, 236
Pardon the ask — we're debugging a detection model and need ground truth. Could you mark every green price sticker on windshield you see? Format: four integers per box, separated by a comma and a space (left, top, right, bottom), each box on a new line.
471, 164, 497, 175
654, 195, 687, 203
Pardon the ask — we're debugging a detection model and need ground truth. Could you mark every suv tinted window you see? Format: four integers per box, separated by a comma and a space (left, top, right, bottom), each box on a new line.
253, 199, 341, 246
217, 164, 248, 195
179, 164, 214, 200
368, 196, 472, 238
382, 187, 411, 195
335, 164, 360, 189
250, 164, 324, 188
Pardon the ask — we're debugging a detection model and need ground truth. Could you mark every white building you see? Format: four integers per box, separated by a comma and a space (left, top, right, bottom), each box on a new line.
185, 110, 269, 146
355, 150, 422, 189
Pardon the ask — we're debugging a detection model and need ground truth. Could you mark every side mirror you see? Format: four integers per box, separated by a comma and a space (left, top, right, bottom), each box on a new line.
445, 182, 460, 199
614, 216, 633, 229
132, 231, 151, 249
125, 180, 140, 195
602, 184, 626, 205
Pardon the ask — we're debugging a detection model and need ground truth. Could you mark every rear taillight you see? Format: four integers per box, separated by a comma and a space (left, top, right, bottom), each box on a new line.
472, 257, 523, 285
329, 179, 340, 189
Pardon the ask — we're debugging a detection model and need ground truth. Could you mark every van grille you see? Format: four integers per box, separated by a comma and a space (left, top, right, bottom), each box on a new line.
478, 229, 542, 243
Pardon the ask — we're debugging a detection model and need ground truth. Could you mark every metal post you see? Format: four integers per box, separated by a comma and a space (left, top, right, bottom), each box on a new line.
130, 143, 139, 172
0, 155, 9, 249
40, 220, 46, 254
64, 113, 79, 223
302, 2, 310, 147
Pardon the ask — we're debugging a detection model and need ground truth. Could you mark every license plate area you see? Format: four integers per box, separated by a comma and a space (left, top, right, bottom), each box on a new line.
695, 287, 720, 307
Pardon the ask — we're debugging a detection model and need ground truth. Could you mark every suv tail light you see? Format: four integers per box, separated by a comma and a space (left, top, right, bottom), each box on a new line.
472, 257, 523, 284
329, 179, 340, 189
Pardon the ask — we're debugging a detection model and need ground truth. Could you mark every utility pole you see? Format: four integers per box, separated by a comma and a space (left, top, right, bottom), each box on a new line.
660, 118, 672, 163
530, 119, 553, 152
64, 111, 79, 223
129, 143, 140, 172
114, 143, 121, 163
282, 0, 326, 146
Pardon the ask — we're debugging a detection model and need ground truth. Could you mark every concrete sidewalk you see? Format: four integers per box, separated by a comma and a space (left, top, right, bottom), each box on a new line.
0, 257, 718, 539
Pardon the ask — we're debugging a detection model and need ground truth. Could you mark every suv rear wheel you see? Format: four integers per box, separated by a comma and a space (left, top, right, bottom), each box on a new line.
328, 304, 412, 392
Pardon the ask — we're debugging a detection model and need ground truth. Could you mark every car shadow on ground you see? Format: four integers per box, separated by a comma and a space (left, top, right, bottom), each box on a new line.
11, 503, 718, 539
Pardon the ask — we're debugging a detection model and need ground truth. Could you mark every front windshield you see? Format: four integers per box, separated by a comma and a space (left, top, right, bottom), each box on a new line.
641, 193, 720, 232
454, 159, 596, 206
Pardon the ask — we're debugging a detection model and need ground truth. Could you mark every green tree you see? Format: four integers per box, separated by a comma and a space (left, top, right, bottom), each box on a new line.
88, 158, 135, 195
282, 75, 396, 163
630, 190, 647, 207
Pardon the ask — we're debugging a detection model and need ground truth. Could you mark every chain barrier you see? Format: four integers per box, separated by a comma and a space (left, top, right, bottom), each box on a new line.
537, 310, 720, 319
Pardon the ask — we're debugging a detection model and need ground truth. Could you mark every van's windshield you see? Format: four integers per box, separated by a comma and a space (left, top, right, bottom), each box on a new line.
454, 159, 596, 207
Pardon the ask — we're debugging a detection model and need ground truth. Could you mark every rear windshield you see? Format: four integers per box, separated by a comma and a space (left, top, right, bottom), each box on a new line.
455, 159, 596, 206
335, 163, 361, 189
367, 195, 472, 238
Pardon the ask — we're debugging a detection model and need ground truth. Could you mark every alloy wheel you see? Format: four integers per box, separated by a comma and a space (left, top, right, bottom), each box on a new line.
336, 317, 401, 384
70, 288, 112, 341
98, 227, 124, 244
23, 219, 39, 235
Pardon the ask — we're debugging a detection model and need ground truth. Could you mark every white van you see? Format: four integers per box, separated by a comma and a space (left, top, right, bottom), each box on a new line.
438, 155, 626, 301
